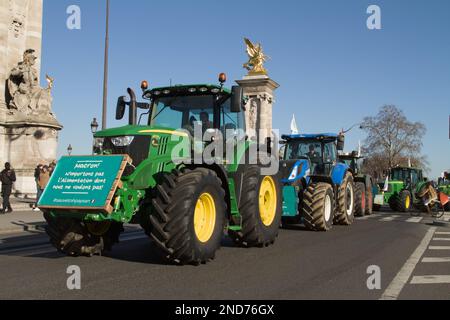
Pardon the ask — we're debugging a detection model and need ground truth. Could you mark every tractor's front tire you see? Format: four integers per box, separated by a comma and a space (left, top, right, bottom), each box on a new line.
334, 172, 355, 225
301, 183, 334, 231
354, 182, 366, 217
149, 168, 226, 265
388, 196, 398, 212
396, 190, 412, 212
228, 166, 282, 247
44, 212, 123, 256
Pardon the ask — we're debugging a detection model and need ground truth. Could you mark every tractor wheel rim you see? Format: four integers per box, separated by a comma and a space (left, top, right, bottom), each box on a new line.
194, 193, 216, 243
324, 193, 332, 222
346, 184, 354, 216
405, 195, 411, 209
259, 176, 277, 227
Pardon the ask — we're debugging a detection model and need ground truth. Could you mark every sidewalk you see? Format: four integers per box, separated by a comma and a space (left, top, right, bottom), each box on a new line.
0, 210, 46, 235
0, 197, 46, 235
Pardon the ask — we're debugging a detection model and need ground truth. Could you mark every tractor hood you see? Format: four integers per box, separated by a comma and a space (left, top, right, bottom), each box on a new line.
94, 125, 188, 138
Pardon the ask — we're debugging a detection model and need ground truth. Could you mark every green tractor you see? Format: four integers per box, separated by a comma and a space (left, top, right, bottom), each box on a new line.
373, 166, 428, 212
40, 75, 282, 265
437, 174, 450, 211
338, 151, 376, 216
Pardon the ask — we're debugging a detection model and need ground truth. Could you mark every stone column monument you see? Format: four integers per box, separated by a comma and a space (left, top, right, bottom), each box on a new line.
0, 0, 62, 197
236, 38, 279, 142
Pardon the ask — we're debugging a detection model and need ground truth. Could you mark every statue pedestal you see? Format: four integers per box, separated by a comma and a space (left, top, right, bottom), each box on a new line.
236, 75, 279, 142
0, 118, 62, 197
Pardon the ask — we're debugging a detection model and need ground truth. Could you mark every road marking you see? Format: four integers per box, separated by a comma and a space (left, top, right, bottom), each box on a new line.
422, 257, 450, 263
380, 227, 436, 300
435, 232, 450, 235
357, 214, 379, 220
429, 246, 450, 250
406, 217, 423, 223
410, 275, 450, 284
380, 215, 401, 222
432, 238, 450, 241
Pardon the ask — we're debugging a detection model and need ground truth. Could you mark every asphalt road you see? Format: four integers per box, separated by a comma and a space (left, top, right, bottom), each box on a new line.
0, 210, 449, 300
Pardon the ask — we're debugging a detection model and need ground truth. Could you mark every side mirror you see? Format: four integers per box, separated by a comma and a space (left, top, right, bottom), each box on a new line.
337, 134, 345, 151
116, 96, 126, 120
230, 86, 243, 113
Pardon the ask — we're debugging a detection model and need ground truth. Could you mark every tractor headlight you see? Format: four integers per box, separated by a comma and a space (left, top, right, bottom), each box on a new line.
111, 136, 134, 147
93, 137, 104, 148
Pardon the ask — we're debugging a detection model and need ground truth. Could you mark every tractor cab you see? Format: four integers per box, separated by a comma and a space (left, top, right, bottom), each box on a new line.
282, 133, 345, 177
339, 151, 363, 175
142, 83, 245, 137
389, 166, 425, 190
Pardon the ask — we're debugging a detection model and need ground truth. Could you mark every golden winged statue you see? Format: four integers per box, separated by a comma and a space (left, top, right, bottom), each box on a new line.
243, 38, 268, 76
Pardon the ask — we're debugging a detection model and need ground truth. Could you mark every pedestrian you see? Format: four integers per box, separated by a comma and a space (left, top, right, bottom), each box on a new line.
0, 162, 16, 214
32, 163, 43, 211
36, 165, 50, 204
49, 160, 57, 176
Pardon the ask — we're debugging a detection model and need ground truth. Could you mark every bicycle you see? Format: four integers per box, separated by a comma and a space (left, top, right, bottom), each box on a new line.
411, 190, 448, 219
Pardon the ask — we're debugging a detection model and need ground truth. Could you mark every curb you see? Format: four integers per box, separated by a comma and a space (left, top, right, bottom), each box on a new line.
0, 223, 47, 236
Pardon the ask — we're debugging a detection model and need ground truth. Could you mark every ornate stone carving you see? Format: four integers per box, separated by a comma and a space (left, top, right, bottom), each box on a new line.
6, 49, 57, 124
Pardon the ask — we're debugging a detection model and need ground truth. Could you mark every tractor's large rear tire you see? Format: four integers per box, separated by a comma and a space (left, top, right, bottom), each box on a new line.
228, 166, 282, 247
395, 190, 412, 212
44, 212, 123, 256
354, 182, 366, 217
334, 172, 355, 225
301, 183, 334, 231
149, 168, 226, 265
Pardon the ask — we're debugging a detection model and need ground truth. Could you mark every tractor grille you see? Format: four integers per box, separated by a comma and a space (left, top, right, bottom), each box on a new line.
102, 136, 150, 175
157, 136, 170, 155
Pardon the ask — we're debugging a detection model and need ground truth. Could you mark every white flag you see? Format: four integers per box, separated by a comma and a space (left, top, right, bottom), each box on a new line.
383, 175, 389, 192
290, 114, 299, 134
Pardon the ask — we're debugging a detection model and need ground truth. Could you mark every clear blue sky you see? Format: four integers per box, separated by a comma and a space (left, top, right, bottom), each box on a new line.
40, 0, 450, 178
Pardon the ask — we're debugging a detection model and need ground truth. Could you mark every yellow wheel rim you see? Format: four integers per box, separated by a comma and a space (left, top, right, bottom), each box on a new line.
86, 221, 111, 236
259, 176, 277, 227
405, 195, 411, 209
194, 193, 216, 243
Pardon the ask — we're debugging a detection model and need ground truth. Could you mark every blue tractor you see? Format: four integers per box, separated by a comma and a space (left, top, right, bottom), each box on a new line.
280, 133, 355, 231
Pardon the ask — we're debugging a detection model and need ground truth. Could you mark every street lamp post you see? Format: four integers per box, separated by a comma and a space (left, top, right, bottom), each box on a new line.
102, 0, 110, 130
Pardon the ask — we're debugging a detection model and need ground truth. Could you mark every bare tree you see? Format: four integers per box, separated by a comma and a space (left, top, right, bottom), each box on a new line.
361, 105, 427, 178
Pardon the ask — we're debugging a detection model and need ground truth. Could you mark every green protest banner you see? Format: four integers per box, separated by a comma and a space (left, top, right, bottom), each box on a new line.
38, 155, 130, 213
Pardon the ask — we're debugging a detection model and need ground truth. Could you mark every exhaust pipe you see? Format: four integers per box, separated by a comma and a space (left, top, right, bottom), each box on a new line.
127, 88, 137, 125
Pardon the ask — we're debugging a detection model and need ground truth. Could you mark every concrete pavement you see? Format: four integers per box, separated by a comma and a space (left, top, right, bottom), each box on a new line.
0, 210, 46, 235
